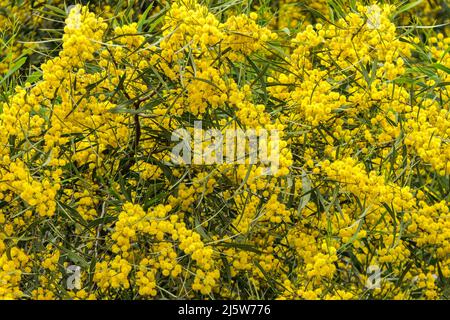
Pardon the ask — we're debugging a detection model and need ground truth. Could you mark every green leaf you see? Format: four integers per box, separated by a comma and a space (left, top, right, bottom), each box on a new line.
297, 171, 312, 216
87, 216, 117, 229
45, 4, 68, 16
0, 56, 27, 85
26, 71, 42, 84
395, 0, 423, 16
433, 63, 450, 75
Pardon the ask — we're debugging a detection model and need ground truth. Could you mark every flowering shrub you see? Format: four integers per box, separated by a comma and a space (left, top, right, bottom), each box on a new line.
0, 0, 449, 299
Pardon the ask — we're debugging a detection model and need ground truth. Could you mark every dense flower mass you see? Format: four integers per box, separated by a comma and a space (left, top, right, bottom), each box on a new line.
0, 0, 449, 300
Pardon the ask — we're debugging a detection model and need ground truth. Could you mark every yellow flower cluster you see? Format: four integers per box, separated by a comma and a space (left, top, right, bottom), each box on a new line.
108, 201, 218, 295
